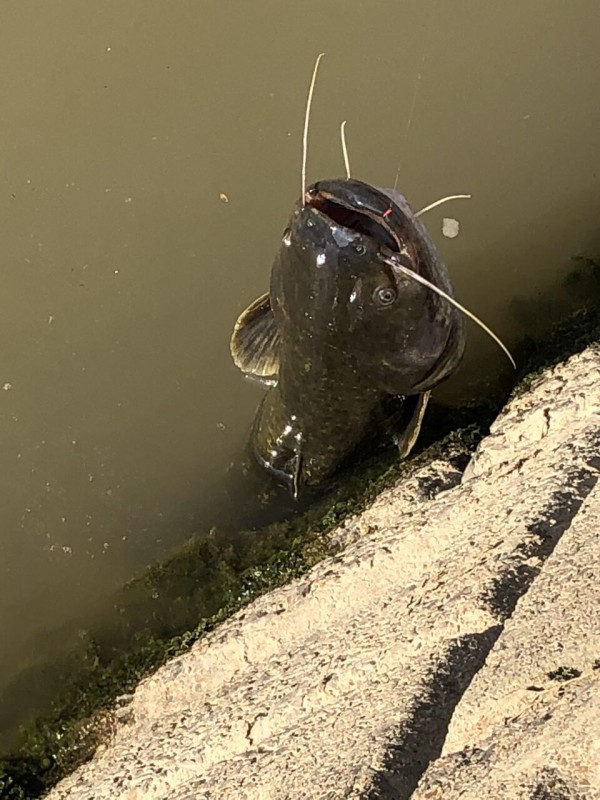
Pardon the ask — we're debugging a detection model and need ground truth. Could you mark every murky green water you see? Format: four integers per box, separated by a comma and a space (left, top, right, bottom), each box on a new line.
1, 0, 599, 746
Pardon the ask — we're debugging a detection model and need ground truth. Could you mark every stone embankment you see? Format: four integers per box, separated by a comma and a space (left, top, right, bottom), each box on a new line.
48, 344, 600, 799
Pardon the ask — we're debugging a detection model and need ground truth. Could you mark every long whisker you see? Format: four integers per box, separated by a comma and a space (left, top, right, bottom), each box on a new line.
340, 120, 351, 179
381, 254, 516, 369
301, 53, 325, 202
416, 194, 472, 216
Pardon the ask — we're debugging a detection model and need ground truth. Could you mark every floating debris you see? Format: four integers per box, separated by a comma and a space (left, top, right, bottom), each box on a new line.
442, 217, 460, 238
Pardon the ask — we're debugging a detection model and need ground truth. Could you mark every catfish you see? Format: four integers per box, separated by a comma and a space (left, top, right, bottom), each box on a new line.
230, 177, 466, 497
230, 55, 513, 498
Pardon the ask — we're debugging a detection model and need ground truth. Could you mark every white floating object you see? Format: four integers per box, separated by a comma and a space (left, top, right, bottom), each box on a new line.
442, 217, 460, 238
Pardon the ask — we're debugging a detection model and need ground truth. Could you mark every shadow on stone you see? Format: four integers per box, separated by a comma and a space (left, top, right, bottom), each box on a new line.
366, 626, 502, 800
483, 454, 599, 619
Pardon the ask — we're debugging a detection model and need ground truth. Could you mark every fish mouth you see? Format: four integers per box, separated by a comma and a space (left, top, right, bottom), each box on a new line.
305, 188, 400, 252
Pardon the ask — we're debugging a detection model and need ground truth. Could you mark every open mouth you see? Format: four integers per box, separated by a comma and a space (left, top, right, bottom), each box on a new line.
306, 191, 399, 252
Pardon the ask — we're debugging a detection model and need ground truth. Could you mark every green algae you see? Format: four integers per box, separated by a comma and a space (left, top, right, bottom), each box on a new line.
1, 302, 599, 800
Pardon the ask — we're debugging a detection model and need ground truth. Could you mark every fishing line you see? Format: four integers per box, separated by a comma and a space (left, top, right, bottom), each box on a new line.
382, 254, 516, 369
392, 1, 436, 191
302, 52, 325, 201
340, 120, 351, 179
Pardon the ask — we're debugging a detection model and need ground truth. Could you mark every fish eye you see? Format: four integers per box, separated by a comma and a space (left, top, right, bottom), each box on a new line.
373, 286, 397, 307
354, 243, 366, 255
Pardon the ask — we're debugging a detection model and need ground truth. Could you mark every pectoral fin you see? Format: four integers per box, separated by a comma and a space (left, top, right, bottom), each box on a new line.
395, 391, 431, 458
230, 292, 280, 386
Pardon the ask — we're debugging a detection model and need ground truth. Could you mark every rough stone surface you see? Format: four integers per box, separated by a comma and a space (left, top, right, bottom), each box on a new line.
412, 484, 600, 800
48, 344, 600, 800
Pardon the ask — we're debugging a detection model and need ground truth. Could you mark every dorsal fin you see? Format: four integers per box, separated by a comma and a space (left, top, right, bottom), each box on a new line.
230, 292, 280, 386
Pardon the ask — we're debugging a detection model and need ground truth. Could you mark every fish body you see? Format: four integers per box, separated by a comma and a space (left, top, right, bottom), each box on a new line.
231, 178, 466, 496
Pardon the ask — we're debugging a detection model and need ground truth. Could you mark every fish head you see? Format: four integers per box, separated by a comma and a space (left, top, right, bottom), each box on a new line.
271, 178, 466, 394
270, 181, 382, 337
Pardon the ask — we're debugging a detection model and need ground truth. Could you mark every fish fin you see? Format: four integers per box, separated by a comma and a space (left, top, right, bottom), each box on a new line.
394, 391, 431, 458
230, 292, 280, 385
